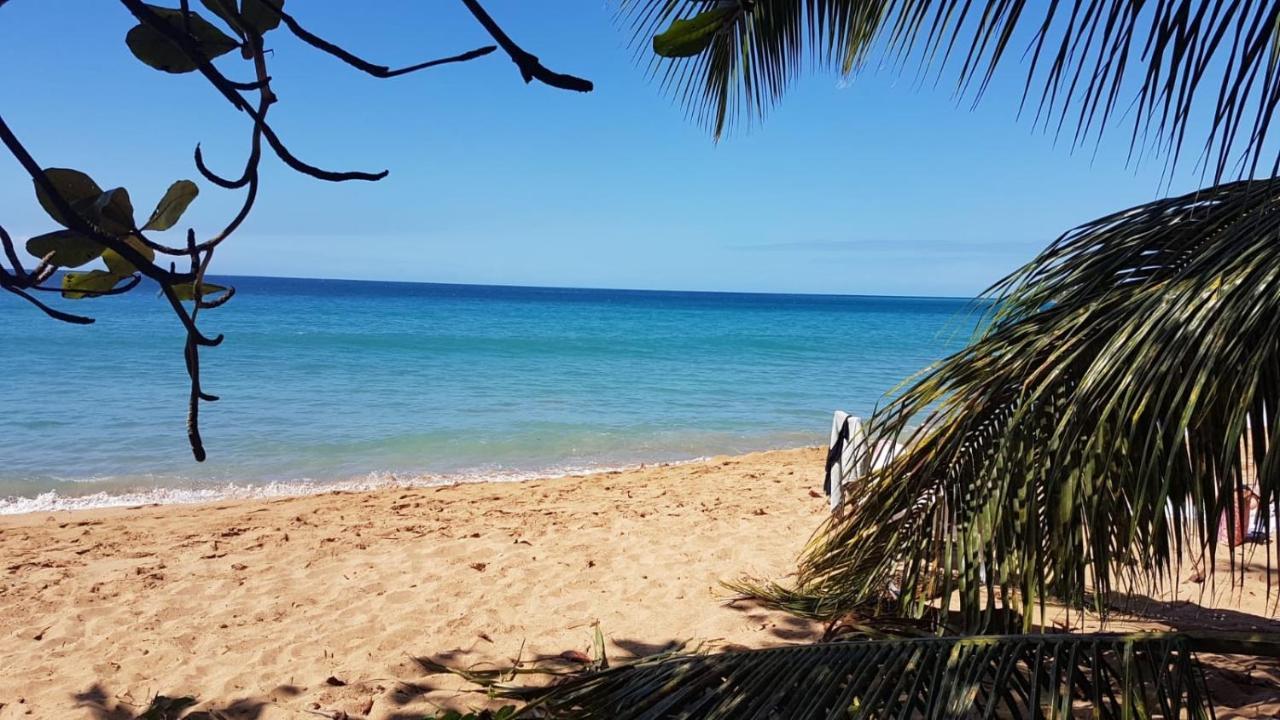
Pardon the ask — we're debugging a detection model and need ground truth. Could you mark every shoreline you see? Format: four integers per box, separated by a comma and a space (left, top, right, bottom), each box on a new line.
0, 452, 765, 518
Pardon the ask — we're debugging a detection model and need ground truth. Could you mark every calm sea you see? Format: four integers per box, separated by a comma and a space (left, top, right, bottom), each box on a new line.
0, 276, 981, 513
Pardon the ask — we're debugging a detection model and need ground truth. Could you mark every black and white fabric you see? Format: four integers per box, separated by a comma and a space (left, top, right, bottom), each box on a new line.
825, 411, 867, 513
825, 411, 902, 513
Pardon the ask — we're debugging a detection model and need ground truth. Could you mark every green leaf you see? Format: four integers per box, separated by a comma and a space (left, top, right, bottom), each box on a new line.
62, 270, 128, 300
198, 0, 241, 33
34, 168, 103, 229
102, 235, 156, 275
652, 7, 737, 58
91, 188, 136, 237
25, 230, 105, 268
171, 281, 230, 302
144, 180, 199, 231
241, 0, 283, 35
126, 5, 240, 74
199, 0, 282, 36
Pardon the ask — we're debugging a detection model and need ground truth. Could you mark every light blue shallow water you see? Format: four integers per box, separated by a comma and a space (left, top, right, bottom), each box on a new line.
0, 277, 982, 512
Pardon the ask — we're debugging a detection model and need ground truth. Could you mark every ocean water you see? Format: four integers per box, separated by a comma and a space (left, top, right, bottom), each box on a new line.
0, 277, 981, 513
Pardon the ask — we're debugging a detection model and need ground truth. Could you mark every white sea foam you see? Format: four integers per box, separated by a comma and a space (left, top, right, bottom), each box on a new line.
0, 460, 692, 516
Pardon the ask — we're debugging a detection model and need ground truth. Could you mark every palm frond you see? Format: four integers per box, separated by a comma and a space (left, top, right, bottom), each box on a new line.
621, 1, 888, 137
515, 633, 1215, 719
756, 178, 1280, 629
622, 1, 1280, 178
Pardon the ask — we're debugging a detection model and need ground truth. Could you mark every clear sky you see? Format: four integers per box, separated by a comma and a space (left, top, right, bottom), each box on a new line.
0, 1, 1213, 297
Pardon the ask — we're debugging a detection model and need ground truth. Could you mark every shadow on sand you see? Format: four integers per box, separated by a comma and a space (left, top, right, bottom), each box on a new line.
72, 684, 272, 720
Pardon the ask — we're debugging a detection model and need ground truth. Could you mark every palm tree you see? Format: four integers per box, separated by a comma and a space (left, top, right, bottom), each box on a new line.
738, 177, 1280, 634
479, 2, 1280, 716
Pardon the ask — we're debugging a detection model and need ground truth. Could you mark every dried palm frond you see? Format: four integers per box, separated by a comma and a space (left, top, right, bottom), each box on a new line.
515, 632, 1216, 719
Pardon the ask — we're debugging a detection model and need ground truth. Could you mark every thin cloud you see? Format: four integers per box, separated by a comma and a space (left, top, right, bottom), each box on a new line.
732, 238, 1034, 254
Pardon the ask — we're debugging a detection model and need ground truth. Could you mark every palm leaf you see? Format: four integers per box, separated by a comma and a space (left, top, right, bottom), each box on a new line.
513, 633, 1215, 719
751, 178, 1280, 629
622, 1, 887, 137
622, 1, 1280, 178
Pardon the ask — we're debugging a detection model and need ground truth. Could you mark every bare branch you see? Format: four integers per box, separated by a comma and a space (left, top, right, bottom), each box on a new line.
183, 335, 207, 461
197, 36, 271, 251
318, 44, 497, 79
24, 273, 143, 297
120, 0, 390, 183
258, 120, 389, 181
0, 284, 95, 324
225, 75, 272, 91
255, 0, 496, 79
160, 280, 223, 348
0, 223, 25, 276
459, 0, 594, 93
198, 285, 235, 310
195, 143, 251, 189
31, 258, 56, 284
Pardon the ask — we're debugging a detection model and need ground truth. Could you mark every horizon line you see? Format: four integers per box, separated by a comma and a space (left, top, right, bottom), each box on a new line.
202, 272, 986, 303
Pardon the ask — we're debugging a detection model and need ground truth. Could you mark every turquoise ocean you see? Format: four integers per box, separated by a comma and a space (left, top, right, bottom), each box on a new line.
0, 277, 981, 513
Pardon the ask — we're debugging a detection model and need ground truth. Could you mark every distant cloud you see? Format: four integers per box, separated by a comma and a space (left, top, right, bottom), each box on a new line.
731, 238, 1035, 256
735, 239, 871, 252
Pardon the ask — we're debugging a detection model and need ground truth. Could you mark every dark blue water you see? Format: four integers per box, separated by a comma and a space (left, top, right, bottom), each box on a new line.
0, 276, 981, 512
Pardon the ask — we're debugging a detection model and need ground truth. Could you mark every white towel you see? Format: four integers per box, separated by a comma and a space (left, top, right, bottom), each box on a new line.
826, 412, 904, 513
825, 412, 867, 512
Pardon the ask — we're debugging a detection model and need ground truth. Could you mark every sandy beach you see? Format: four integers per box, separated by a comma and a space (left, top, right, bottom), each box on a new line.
3, 446, 1280, 719
1, 449, 830, 719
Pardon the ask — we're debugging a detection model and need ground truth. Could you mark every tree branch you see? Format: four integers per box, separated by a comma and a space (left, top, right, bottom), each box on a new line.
4, 0, 588, 463
257, 0, 497, 79
119, 0, 390, 182
459, 0, 594, 93
194, 143, 251, 189
24, 273, 143, 297
0, 283, 95, 324
0, 114, 197, 286
0, 223, 25, 276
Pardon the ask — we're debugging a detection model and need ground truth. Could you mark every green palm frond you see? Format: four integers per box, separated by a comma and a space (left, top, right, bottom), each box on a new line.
622, 1, 888, 137
514, 633, 1215, 719
761, 178, 1280, 629
623, 1, 1280, 177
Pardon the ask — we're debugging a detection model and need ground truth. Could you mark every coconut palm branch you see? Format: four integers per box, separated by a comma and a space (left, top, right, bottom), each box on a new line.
732, 177, 1280, 630
623, 0, 1280, 179
509, 633, 1215, 719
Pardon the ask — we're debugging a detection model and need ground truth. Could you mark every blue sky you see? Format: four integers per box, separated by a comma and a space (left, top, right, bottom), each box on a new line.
0, 1, 1209, 297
